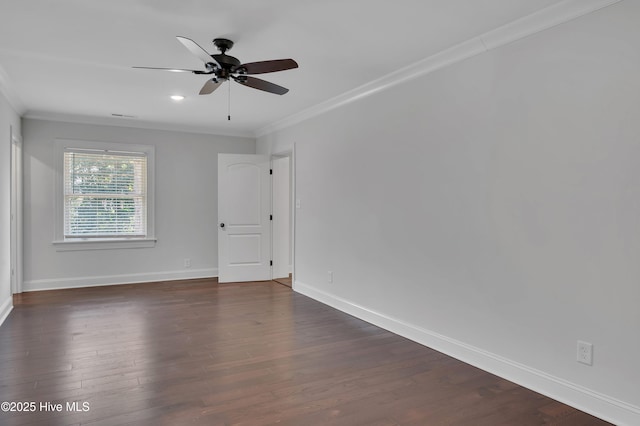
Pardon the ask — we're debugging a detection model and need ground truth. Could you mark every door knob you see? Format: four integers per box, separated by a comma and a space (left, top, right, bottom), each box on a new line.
220, 223, 225, 229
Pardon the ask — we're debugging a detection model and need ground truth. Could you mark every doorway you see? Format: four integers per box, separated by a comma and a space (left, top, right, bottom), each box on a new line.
10, 126, 22, 294
271, 153, 292, 287
216, 151, 294, 286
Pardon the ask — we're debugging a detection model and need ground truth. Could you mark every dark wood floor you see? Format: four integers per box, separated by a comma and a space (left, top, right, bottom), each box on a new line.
0, 279, 610, 426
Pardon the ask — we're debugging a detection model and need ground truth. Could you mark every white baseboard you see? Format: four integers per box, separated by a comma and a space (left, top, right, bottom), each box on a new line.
22, 268, 219, 292
294, 281, 640, 426
0, 296, 13, 327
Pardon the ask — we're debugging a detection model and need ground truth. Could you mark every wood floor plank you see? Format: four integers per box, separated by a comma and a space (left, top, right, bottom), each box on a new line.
0, 279, 611, 425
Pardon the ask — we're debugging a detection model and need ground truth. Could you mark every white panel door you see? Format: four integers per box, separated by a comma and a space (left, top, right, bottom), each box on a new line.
218, 154, 271, 283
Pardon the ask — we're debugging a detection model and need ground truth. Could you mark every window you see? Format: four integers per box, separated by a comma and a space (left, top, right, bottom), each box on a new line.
64, 149, 147, 238
54, 140, 155, 250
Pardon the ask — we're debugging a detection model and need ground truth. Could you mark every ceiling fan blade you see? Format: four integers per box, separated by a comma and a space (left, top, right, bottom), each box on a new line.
133, 66, 197, 73
234, 76, 289, 95
199, 79, 223, 95
176, 36, 221, 68
236, 59, 298, 75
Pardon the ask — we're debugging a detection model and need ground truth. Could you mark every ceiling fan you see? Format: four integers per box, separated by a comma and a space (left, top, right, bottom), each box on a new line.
134, 36, 298, 96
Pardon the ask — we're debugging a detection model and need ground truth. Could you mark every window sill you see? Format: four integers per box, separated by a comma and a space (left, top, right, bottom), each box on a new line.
53, 238, 157, 252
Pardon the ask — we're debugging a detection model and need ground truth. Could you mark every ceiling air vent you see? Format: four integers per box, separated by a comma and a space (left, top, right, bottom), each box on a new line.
111, 113, 137, 119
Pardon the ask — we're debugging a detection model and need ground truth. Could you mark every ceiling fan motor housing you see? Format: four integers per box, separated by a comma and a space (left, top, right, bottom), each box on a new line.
212, 54, 241, 70
210, 39, 241, 80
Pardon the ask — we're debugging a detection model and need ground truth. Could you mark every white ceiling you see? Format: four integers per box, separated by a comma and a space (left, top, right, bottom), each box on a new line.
0, 0, 566, 137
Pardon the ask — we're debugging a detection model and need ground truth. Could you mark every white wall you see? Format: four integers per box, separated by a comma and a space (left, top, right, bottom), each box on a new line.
22, 119, 254, 290
0, 91, 21, 325
258, 2, 640, 424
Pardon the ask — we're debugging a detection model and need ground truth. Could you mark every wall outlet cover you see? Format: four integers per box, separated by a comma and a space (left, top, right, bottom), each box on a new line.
577, 340, 593, 366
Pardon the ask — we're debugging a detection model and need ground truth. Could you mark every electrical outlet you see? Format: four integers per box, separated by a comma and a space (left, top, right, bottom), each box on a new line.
184, 258, 191, 268
577, 341, 593, 366
328, 271, 333, 283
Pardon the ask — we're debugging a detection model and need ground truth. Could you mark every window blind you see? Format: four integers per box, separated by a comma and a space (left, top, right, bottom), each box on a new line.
63, 149, 147, 238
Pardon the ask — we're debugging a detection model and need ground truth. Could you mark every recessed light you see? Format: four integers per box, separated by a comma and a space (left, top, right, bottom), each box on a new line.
170, 95, 185, 101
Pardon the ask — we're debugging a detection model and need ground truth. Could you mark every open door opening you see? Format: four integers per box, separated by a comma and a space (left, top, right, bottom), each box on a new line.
272, 154, 292, 287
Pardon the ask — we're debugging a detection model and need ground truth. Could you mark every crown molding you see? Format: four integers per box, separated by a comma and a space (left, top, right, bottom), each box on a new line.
23, 110, 256, 139
478, 0, 622, 50
256, 0, 622, 138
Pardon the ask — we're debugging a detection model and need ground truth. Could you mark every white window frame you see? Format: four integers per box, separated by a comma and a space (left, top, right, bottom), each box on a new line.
53, 139, 156, 251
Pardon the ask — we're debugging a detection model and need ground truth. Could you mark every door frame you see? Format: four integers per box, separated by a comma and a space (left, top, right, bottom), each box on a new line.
271, 147, 295, 286
10, 125, 22, 294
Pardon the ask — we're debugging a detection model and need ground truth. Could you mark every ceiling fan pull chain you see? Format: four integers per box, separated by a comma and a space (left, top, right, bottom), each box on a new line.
228, 80, 231, 121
